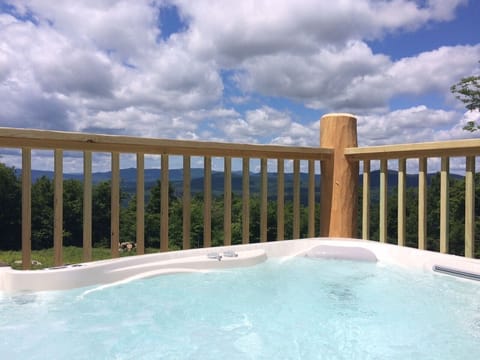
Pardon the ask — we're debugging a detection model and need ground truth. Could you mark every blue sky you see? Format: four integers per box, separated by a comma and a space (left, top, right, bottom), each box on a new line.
0, 0, 479, 172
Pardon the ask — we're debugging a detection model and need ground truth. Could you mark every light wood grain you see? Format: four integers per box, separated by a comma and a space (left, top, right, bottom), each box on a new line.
224, 157, 232, 246
345, 138, 480, 160
308, 160, 315, 238
161, 155, 169, 252
0, 127, 331, 160
203, 156, 212, 248
440, 157, 449, 254
362, 160, 370, 240
242, 158, 250, 244
183, 155, 191, 250
136, 153, 145, 255
83, 151, 92, 261
320, 114, 358, 238
54, 149, 63, 266
418, 157, 427, 250
379, 159, 387, 243
465, 156, 475, 258
21, 148, 31, 270
293, 159, 300, 239
277, 159, 285, 240
397, 158, 406, 247
260, 158, 267, 242
111, 152, 120, 258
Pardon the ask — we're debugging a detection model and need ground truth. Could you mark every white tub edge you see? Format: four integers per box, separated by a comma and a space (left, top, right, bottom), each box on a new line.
1, 238, 479, 292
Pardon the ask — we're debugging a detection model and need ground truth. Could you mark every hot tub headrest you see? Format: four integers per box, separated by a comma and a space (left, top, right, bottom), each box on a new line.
305, 245, 377, 262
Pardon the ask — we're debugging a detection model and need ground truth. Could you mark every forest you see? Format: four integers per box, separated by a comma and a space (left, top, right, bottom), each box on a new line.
0, 162, 479, 258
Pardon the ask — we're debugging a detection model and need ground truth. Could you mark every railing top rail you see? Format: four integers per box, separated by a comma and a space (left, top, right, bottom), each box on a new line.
0, 127, 332, 160
345, 138, 480, 160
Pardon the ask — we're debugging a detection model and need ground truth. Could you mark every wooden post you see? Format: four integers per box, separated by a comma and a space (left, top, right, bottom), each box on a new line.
397, 158, 406, 246
465, 156, 475, 258
111, 152, 120, 258
160, 155, 169, 252
362, 160, 371, 240
379, 159, 388, 243
83, 151, 92, 262
260, 158, 268, 242
320, 113, 358, 238
21, 148, 32, 270
242, 158, 250, 244
203, 156, 212, 247
276, 159, 285, 240
439, 157, 449, 254
53, 149, 63, 266
136, 153, 145, 255
224, 156, 232, 246
418, 157, 427, 250
183, 155, 191, 250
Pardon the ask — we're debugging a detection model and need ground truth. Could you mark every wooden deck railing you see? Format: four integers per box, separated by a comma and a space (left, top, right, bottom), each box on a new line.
345, 139, 480, 258
1, 113, 479, 269
0, 127, 333, 269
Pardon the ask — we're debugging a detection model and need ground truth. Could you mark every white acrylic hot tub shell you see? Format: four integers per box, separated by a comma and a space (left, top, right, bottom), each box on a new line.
1, 238, 480, 292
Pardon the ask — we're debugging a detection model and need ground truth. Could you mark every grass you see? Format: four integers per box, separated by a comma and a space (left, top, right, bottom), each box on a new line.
0, 246, 162, 270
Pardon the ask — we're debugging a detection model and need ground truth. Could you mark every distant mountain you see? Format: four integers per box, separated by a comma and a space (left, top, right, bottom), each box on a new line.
17, 168, 464, 202
367, 169, 463, 188
16, 168, 204, 184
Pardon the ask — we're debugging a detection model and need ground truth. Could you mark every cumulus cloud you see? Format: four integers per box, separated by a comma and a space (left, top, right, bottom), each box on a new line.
0, 1, 224, 136
0, 0, 477, 172
178, 0, 467, 64
0, 49, 11, 82
217, 106, 292, 143
6, 0, 161, 60
35, 50, 114, 97
237, 43, 480, 114
433, 110, 480, 141
0, 86, 73, 130
271, 122, 317, 146
115, 46, 223, 111
357, 106, 461, 146
237, 41, 392, 112
350, 45, 480, 102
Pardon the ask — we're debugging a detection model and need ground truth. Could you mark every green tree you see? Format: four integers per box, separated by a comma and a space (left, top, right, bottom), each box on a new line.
0, 164, 21, 250
144, 179, 177, 248
120, 194, 138, 245
451, 65, 480, 131
63, 179, 83, 247
189, 193, 205, 248
145, 179, 175, 213
91, 180, 130, 248
31, 176, 54, 250
92, 181, 112, 247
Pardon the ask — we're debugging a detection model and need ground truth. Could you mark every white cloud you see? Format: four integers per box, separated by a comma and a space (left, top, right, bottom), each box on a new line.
177, 0, 467, 64
237, 41, 391, 112
237, 43, 480, 114
433, 110, 480, 141
0, 2, 224, 135
116, 46, 223, 111
427, 0, 468, 21
77, 106, 241, 139
357, 106, 468, 146
35, 49, 114, 97
7, 0, 161, 60
0, 0, 477, 173
192, 107, 239, 119
359, 45, 480, 98
217, 106, 292, 142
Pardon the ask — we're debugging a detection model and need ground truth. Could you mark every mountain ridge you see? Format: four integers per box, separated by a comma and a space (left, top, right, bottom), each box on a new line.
17, 168, 463, 197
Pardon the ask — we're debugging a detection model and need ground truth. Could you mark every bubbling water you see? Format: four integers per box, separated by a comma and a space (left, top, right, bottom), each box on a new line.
1, 258, 479, 359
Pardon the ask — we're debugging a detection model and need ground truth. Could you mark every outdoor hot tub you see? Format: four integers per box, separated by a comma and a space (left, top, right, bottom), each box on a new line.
1, 238, 479, 359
